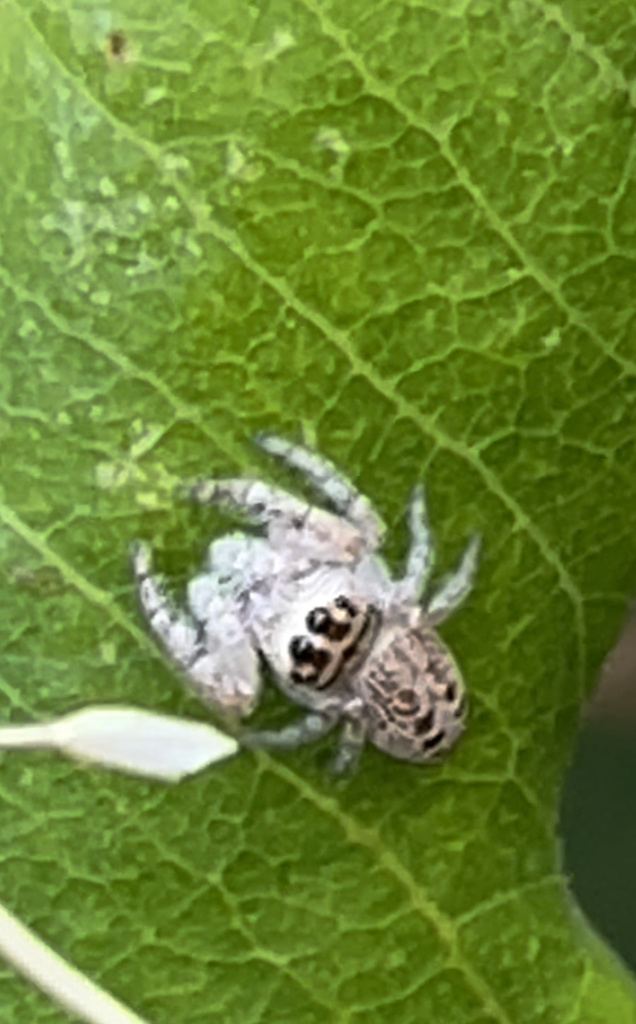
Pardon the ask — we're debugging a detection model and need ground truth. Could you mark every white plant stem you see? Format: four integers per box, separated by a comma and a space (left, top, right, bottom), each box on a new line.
0, 902, 153, 1024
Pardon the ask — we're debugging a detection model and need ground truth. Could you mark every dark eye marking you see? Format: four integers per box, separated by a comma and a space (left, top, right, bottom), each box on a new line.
289, 636, 315, 663
334, 595, 356, 616
423, 730, 445, 751
445, 683, 456, 701
306, 608, 331, 634
415, 709, 434, 735
289, 636, 332, 678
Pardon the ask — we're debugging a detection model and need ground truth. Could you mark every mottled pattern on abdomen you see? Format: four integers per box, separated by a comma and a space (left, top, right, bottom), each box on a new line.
357, 626, 466, 763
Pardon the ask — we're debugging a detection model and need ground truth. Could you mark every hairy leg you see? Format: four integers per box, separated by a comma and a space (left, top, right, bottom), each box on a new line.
131, 542, 261, 717
394, 484, 435, 603
427, 535, 481, 625
240, 710, 339, 751
185, 476, 367, 561
185, 477, 311, 529
331, 716, 367, 775
256, 434, 386, 549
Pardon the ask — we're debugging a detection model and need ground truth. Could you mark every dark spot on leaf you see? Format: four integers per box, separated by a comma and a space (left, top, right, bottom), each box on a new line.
106, 30, 130, 63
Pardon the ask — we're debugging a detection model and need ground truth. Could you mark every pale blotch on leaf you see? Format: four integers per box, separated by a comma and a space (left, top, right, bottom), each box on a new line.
315, 128, 351, 180
542, 327, 562, 350
143, 86, 168, 107
245, 28, 296, 69
99, 641, 117, 666
94, 459, 177, 509
94, 423, 178, 508
162, 153, 191, 174
226, 141, 264, 183
263, 28, 296, 60
98, 177, 118, 199
315, 127, 351, 160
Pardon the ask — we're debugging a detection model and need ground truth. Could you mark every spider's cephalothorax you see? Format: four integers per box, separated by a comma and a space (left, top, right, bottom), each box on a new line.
131, 435, 480, 773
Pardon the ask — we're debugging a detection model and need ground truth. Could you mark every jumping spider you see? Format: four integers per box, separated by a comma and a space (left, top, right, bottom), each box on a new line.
131, 435, 480, 773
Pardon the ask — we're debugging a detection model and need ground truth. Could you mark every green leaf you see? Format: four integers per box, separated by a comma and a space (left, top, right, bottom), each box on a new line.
1, 0, 636, 1021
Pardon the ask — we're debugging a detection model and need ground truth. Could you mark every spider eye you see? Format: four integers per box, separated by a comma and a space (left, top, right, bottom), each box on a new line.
306, 607, 331, 634
334, 595, 356, 615
289, 636, 315, 663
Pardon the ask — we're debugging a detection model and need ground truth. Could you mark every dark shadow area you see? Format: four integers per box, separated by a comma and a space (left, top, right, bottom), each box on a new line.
562, 721, 636, 971
561, 604, 636, 974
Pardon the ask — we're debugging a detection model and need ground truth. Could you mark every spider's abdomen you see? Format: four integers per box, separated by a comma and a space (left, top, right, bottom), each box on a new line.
355, 622, 467, 763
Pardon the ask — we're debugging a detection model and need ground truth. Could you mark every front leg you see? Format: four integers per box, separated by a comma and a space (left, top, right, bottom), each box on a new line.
131, 542, 261, 717
240, 710, 339, 751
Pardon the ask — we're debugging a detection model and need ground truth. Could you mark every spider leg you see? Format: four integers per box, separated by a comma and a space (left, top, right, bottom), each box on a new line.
184, 477, 311, 530
426, 534, 481, 625
241, 710, 339, 751
331, 716, 367, 775
184, 477, 367, 560
131, 542, 261, 717
256, 434, 386, 549
394, 484, 435, 602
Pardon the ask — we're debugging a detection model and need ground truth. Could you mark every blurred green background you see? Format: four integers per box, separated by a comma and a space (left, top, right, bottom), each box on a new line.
563, 722, 636, 972
563, 614, 636, 981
